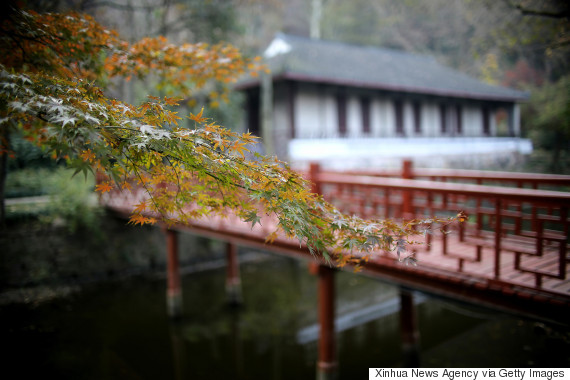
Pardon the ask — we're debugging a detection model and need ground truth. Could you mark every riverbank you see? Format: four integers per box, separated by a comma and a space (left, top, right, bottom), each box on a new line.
0, 211, 239, 305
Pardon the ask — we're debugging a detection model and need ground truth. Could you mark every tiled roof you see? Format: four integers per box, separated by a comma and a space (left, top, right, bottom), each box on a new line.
241, 33, 528, 102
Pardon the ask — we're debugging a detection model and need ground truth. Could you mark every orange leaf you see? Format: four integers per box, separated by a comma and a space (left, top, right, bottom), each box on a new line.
232, 140, 249, 158
189, 107, 206, 123
129, 214, 148, 226
80, 149, 95, 162
133, 201, 147, 213
95, 182, 113, 193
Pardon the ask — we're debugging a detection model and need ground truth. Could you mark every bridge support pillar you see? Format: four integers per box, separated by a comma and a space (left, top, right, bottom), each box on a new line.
165, 228, 183, 318
226, 242, 243, 306
312, 263, 338, 380
399, 289, 420, 367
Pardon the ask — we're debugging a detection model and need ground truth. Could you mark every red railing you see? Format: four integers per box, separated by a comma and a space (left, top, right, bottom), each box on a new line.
309, 163, 570, 293
337, 164, 570, 190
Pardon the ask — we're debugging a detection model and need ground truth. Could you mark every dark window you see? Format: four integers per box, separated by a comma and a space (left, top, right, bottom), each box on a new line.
413, 102, 421, 134
395, 100, 404, 136
482, 107, 490, 135
440, 104, 447, 134
456, 105, 463, 135
361, 97, 371, 134
337, 94, 347, 136
246, 89, 260, 137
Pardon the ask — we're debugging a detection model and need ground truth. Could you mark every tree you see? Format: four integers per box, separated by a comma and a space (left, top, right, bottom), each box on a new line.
523, 75, 570, 173
0, 8, 459, 268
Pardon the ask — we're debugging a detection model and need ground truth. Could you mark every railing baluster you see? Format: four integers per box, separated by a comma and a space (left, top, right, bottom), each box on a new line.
402, 160, 413, 220
560, 207, 568, 280
384, 188, 390, 219
442, 193, 448, 256
494, 198, 502, 280
426, 192, 433, 252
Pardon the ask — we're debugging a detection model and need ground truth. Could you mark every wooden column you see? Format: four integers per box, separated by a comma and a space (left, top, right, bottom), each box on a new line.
165, 228, 182, 318
226, 242, 243, 306
316, 264, 337, 380
309, 163, 337, 379
399, 289, 420, 367
261, 72, 274, 156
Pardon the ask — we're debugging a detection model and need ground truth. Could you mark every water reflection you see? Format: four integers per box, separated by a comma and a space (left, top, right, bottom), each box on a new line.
1, 250, 569, 380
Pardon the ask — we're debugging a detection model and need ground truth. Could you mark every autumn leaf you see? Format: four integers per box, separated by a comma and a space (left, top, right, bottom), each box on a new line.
133, 201, 147, 213
95, 182, 113, 193
80, 149, 96, 162
189, 107, 206, 123
128, 214, 155, 226
232, 140, 249, 158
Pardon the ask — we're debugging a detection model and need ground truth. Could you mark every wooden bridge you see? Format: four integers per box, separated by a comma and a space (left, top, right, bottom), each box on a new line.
100, 161, 570, 376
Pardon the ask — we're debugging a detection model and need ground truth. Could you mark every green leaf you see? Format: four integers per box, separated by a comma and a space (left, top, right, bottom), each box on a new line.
243, 211, 262, 228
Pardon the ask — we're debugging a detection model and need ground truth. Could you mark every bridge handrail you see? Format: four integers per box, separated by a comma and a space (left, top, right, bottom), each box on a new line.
309, 162, 569, 290
334, 165, 570, 188
316, 172, 570, 205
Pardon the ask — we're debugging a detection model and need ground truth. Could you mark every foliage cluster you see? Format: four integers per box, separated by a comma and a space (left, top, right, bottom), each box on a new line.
522, 75, 570, 173
0, 8, 459, 268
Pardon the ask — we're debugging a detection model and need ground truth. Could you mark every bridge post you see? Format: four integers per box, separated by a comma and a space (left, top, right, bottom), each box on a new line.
165, 228, 183, 318
399, 289, 420, 367
309, 162, 337, 378
309, 162, 322, 194
226, 242, 243, 306
314, 263, 337, 380
402, 160, 413, 219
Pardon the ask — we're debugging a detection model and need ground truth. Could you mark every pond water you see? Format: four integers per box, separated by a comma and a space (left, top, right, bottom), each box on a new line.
2, 250, 569, 379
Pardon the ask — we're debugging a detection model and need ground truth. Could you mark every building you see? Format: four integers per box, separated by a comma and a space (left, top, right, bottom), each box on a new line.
237, 33, 531, 169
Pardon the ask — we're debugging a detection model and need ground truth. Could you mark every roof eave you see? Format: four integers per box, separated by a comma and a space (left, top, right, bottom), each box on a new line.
235, 71, 529, 103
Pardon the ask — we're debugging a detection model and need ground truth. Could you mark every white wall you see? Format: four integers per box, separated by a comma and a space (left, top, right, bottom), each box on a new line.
463, 105, 482, 137
372, 99, 394, 137
295, 88, 320, 138
421, 102, 439, 137
288, 137, 533, 170
281, 84, 515, 143
322, 93, 336, 137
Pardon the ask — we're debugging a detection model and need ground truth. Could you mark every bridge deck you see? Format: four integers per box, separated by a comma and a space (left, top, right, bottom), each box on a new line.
412, 237, 570, 295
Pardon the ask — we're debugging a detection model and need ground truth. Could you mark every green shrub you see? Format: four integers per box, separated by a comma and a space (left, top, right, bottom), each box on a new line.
5, 167, 56, 198
6, 167, 103, 235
